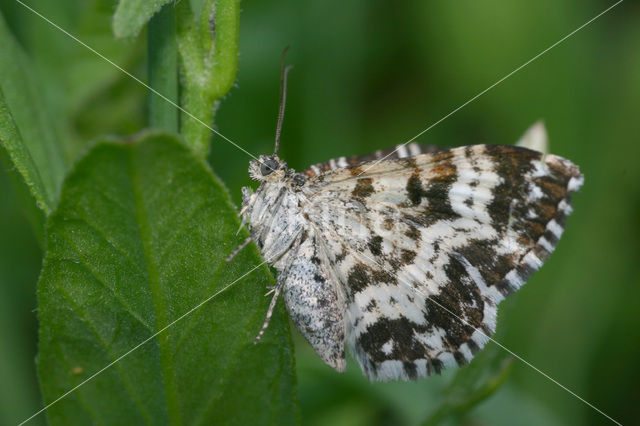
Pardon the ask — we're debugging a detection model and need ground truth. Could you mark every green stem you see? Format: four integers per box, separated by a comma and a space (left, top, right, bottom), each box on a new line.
177, 0, 240, 157
148, 4, 179, 133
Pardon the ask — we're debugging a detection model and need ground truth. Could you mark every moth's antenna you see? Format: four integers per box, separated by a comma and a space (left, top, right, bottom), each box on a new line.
274, 47, 293, 155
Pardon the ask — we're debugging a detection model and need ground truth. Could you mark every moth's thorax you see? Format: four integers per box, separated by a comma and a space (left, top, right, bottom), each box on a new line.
241, 173, 310, 264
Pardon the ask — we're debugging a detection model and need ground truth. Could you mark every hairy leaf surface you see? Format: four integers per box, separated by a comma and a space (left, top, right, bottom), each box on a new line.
37, 133, 297, 425
0, 13, 67, 214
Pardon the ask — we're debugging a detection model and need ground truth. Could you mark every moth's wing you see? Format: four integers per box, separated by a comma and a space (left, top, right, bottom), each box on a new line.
303, 143, 444, 178
304, 144, 583, 381
280, 230, 346, 371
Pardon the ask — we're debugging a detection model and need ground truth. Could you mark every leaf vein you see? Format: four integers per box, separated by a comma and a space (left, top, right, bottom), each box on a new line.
52, 284, 154, 423
65, 215, 146, 277
52, 249, 153, 334
157, 200, 211, 262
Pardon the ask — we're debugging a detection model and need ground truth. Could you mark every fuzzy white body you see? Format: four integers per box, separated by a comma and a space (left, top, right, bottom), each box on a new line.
242, 167, 346, 370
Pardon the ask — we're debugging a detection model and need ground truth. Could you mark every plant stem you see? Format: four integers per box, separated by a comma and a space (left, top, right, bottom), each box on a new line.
177, 0, 240, 157
148, 4, 179, 133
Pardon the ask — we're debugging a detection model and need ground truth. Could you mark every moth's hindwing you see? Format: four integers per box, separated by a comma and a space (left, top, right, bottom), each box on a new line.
303, 144, 582, 381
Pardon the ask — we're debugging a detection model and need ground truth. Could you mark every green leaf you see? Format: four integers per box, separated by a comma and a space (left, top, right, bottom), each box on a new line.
113, 0, 174, 39
12, 0, 147, 157
0, 93, 47, 240
0, 12, 68, 215
37, 133, 297, 425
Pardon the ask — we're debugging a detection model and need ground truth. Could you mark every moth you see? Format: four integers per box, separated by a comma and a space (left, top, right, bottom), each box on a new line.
230, 55, 583, 381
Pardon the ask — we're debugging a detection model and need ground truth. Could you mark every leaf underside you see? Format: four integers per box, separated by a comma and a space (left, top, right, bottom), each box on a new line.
37, 133, 297, 425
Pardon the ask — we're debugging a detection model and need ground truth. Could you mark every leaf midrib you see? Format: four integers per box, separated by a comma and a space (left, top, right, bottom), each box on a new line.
128, 148, 181, 426
57, 229, 152, 333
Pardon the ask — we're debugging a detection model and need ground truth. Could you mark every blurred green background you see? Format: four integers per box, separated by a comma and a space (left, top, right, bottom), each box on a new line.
1, 0, 638, 424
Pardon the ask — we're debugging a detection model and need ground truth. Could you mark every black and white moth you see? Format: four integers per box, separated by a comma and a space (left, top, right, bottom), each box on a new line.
231, 58, 583, 381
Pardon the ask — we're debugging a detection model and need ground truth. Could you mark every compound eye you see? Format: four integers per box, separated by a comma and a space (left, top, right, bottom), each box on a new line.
260, 158, 279, 176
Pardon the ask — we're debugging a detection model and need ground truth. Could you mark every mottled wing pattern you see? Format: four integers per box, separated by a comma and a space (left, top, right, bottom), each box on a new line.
303, 143, 443, 178
302, 145, 582, 381
281, 230, 346, 371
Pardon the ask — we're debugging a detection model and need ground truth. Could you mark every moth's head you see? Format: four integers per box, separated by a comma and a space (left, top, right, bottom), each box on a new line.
248, 155, 286, 181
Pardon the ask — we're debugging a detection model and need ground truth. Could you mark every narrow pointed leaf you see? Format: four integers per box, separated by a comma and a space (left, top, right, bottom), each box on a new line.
113, 0, 174, 38
0, 13, 67, 215
36, 133, 297, 425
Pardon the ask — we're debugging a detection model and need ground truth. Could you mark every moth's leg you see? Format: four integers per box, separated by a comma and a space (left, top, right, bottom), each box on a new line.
253, 233, 303, 344
225, 236, 252, 262
253, 284, 283, 344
